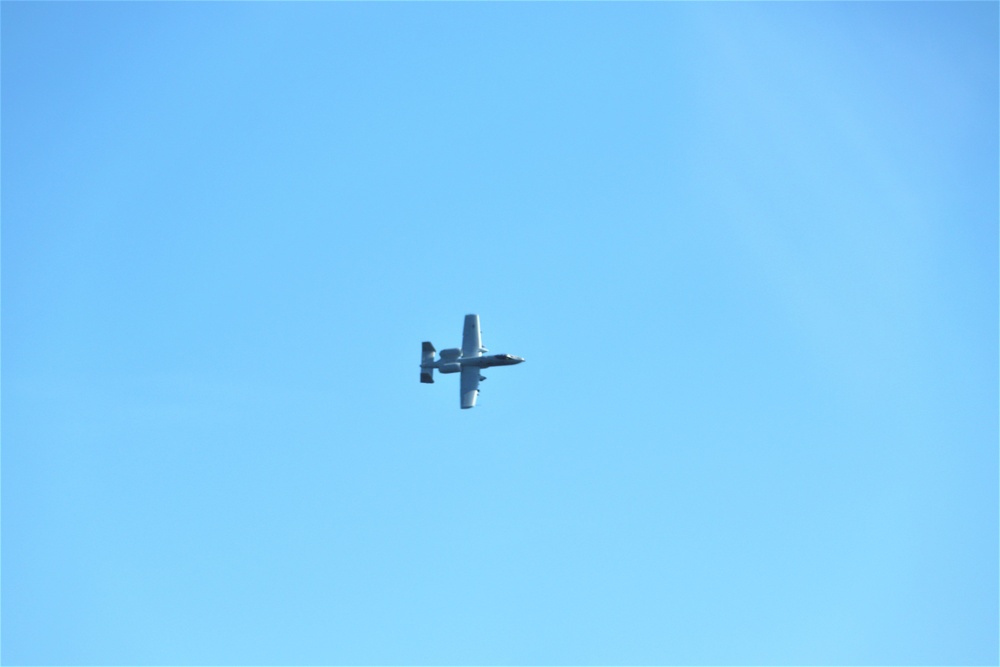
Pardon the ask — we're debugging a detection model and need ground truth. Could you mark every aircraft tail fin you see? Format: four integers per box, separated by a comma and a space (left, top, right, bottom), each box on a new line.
420, 342, 436, 383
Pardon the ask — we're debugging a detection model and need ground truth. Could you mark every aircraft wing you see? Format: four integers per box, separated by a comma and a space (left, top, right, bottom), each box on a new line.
460, 366, 480, 409
462, 314, 483, 358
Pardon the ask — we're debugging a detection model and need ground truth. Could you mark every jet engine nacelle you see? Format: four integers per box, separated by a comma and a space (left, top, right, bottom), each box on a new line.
439, 348, 462, 361
438, 363, 462, 374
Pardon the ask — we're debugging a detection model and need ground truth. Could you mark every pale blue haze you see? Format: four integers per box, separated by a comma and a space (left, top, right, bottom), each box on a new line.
2, 3, 997, 665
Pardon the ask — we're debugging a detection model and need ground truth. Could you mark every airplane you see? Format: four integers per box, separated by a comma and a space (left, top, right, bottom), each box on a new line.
420, 314, 525, 409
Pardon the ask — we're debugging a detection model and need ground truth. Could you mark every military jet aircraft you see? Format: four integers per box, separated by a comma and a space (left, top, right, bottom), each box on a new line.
420, 314, 525, 409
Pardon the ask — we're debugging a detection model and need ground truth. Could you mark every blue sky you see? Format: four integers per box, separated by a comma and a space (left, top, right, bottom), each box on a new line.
2, 2, 997, 665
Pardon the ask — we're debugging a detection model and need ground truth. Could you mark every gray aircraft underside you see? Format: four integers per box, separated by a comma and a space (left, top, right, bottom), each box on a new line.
420, 314, 524, 409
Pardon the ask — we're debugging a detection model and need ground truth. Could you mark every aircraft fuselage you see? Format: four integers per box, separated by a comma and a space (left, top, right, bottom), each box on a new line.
428, 353, 524, 370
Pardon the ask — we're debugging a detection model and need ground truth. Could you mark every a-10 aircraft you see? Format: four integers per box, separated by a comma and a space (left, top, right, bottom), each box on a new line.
421, 314, 525, 409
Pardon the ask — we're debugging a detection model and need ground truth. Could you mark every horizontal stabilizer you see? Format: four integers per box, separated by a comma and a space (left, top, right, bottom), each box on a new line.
421, 341, 436, 383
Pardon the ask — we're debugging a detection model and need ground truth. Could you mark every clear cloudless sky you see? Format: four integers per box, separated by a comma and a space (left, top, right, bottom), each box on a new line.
2, 2, 997, 665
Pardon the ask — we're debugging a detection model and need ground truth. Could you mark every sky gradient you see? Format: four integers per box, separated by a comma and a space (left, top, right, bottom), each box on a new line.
3, 3, 998, 665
